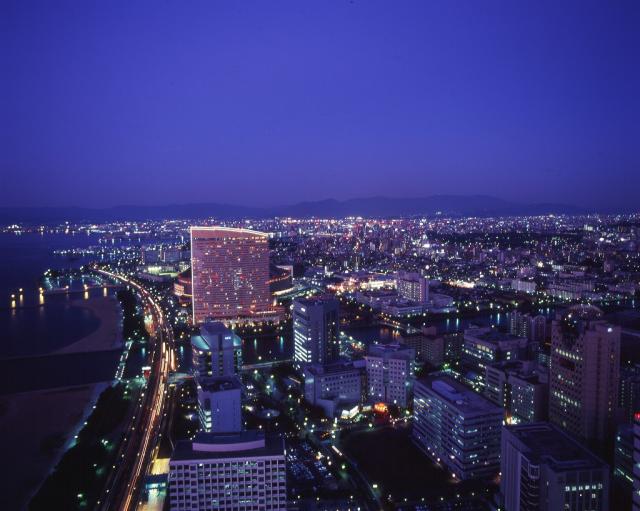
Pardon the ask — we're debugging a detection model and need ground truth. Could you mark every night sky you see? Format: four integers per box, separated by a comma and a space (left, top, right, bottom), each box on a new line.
2, 1, 639, 210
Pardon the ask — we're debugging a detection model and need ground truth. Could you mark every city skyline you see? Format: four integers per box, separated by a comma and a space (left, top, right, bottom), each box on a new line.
3, 1, 640, 510
3, 213, 640, 510
3, 1, 639, 210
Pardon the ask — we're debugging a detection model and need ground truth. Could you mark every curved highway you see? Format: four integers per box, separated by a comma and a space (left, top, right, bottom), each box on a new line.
95, 268, 176, 511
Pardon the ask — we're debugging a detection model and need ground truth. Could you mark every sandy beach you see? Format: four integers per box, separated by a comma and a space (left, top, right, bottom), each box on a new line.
55, 296, 123, 354
0, 383, 108, 510
0, 297, 123, 509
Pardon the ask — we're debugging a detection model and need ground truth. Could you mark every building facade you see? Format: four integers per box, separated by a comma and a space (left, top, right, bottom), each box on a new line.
191, 321, 242, 378
190, 227, 280, 325
292, 295, 339, 366
303, 360, 365, 417
620, 364, 640, 424
501, 422, 610, 511
508, 311, 547, 343
462, 327, 534, 388
511, 279, 537, 294
614, 424, 634, 491
365, 343, 414, 408
444, 332, 465, 363
400, 328, 444, 367
197, 377, 242, 433
412, 375, 503, 480
549, 305, 620, 443
395, 271, 429, 303
168, 431, 286, 511
485, 360, 548, 424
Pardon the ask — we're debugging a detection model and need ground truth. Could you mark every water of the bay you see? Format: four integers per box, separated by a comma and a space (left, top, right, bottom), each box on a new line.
0, 232, 124, 392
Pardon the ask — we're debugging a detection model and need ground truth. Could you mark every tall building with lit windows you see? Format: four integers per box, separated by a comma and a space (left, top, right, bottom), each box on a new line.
485, 360, 548, 424
191, 321, 242, 378
395, 271, 429, 303
196, 376, 242, 434
412, 375, 502, 480
501, 422, 610, 511
549, 305, 620, 443
190, 226, 281, 325
462, 327, 535, 389
168, 431, 286, 511
365, 343, 415, 408
292, 295, 339, 366
508, 311, 547, 343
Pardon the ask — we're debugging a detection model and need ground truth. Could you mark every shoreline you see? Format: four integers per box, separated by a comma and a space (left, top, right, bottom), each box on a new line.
0, 296, 124, 509
0, 382, 110, 510
54, 296, 123, 355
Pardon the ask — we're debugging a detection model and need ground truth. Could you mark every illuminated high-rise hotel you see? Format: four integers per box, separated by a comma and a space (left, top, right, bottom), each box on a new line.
190, 227, 280, 325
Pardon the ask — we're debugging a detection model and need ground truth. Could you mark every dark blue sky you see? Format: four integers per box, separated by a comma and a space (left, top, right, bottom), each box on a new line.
2, 1, 638, 210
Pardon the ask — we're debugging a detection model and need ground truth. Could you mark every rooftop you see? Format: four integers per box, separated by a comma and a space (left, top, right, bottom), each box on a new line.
305, 359, 364, 375
192, 321, 241, 351
464, 327, 527, 345
294, 294, 339, 307
200, 321, 233, 336
198, 376, 241, 393
487, 360, 546, 383
417, 375, 502, 416
190, 226, 268, 238
505, 422, 607, 472
564, 304, 603, 321
367, 342, 415, 358
171, 431, 284, 462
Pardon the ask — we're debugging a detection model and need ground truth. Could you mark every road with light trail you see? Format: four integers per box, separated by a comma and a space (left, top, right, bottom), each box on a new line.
95, 269, 176, 511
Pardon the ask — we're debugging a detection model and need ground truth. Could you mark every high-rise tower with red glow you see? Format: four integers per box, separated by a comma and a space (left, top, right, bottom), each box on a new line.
190, 226, 281, 325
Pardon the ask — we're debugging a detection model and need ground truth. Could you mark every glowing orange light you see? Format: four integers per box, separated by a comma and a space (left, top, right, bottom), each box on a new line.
373, 402, 388, 414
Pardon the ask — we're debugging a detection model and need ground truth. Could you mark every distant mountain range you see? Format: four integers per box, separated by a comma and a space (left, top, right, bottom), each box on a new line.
0, 195, 596, 223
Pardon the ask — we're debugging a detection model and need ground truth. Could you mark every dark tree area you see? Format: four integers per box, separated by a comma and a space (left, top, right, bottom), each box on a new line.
30, 384, 130, 511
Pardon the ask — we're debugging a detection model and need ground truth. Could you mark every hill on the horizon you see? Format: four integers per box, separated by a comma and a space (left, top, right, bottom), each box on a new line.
0, 195, 590, 223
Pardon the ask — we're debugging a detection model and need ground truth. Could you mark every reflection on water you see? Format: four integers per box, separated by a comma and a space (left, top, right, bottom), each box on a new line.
176, 331, 293, 373
0, 286, 119, 359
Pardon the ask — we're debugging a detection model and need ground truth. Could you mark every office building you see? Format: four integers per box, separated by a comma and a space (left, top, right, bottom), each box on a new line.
444, 331, 465, 363
529, 314, 547, 343
508, 311, 547, 343
462, 327, 535, 387
365, 343, 415, 408
141, 246, 161, 264
511, 279, 537, 294
412, 375, 502, 480
501, 422, 610, 511
485, 360, 548, 424
161, 246, 184, 263
549, 305, 620, 443
380, 299, 424, 317
292, 295, 339, 366
400, 330, 444, 367
614, 424, 634, 489
197, 377, 242, 433
191, 321, 242, 378
620, 364, 640, 423
303, 359, 365, 418
168, 431, 286, 511
395, 271, 429, 303
190, 226, 281, 325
